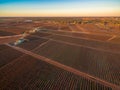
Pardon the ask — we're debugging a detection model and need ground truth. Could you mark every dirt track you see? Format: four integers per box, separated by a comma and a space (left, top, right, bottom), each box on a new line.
0, 34, 22, 44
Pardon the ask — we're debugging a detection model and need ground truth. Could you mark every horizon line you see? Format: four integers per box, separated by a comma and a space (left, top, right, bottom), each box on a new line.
0, 16, 120, 18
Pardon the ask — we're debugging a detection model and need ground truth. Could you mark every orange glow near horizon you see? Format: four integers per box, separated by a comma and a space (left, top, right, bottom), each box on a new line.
1, 10, 120, 17
0, 0, 120, 17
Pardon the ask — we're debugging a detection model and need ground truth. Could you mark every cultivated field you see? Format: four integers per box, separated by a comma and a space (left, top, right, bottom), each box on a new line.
0, 31, 15, 36
0, 45, 23, 68
17, 36, 49, 50
0, 17, 120, 90
0, 55, 112, 90
33, 41, 120, 86
37, 29, 112, 41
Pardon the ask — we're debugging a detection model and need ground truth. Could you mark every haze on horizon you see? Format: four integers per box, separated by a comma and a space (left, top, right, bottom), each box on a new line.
0, 0, 120, 17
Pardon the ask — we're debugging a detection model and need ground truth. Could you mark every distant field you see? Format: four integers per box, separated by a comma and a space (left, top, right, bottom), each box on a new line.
41, 25, 58, 30
32, 31, 120, 53
47, 34, 120, 53
77, 24, 115, 35
38, 30, 111, 41
109, 37, 120, 44
0, 26, 29, 34
32, 32, 52, 37
0, 30, 15, 36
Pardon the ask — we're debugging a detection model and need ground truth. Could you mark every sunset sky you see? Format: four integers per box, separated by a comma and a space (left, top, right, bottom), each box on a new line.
0, 0, 120, 17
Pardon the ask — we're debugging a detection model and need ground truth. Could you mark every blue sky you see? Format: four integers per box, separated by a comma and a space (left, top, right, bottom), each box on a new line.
0, 0, 120, 17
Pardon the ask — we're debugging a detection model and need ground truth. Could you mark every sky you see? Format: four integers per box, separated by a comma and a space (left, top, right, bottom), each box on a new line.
0, 0, 120, 17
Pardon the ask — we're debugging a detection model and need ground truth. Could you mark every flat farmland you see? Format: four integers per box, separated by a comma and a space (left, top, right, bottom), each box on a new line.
79, 24, 102, 31
0, 21, 43, 34
32, 32, 52, 37
0, 34, 22, 44
32, 31, 120, 53
38, 29, 111, 41
60, 25, 72, 31
0, 55, 112, 90
69, 24, 85, 32
0, 30, 15, 36
0, 26, 29, 34
0, 45, 23, 68
109, 37, 120, 44
47, 34, 120, 53
0, 45, 10, 51
16, 36, 49, 51
33, 41, 120, 86
41, 25, 58, 30
77, 24, 110, 34
0, 17, 120, 90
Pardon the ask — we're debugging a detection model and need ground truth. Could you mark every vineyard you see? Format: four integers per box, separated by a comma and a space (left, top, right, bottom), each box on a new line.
41, 25, 58, 30
48, 34, 120, 52
0, 55, 112, 90
0, 30, 15, 36
77, 24, 112, 35
33, 41, 120, 86
32, 32, 52, 37
109, 37, 120, 44
0, 26, 29, 34
32, 31, 120, 53
38, 29, 111, 41
0, 17, 120, 90
60, 25, 72, 31
16, 36, 49, 50
0, 45, 10, 51
0, 45, 23, 68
